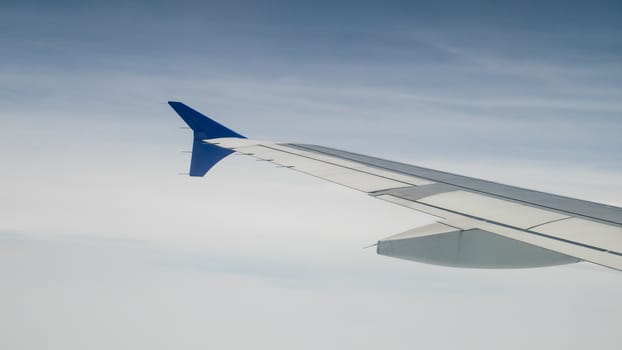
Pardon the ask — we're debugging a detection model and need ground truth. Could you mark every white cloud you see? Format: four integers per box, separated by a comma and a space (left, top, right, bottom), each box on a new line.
2, 3, 622, 348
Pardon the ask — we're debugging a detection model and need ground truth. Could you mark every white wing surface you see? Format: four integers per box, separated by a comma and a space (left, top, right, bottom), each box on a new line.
170, 101, 622, 271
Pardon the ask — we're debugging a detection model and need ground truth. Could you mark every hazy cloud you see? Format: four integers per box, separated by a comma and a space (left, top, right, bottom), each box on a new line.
1, 1, 621, 349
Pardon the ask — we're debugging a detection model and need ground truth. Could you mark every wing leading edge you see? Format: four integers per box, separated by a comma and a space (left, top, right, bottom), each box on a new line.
170, 102, 622, 271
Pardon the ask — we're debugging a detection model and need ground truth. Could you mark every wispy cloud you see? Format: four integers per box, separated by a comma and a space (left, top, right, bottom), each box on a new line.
1, 1, 621, 349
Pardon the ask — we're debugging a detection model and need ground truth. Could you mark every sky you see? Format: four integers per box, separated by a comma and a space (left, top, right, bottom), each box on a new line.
1, 1, 622, 349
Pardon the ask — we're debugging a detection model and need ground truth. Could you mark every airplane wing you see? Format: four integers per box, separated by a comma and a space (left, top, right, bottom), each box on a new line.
169, 101, 622, 271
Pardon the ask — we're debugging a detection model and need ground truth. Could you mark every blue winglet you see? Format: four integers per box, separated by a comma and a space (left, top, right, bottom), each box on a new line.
168, 101, 246, 176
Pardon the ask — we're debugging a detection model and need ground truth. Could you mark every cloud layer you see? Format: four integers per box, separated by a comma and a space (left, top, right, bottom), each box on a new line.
1, 1, 621, 349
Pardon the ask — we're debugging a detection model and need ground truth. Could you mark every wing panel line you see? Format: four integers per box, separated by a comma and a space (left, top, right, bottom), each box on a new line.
409, 198, 622, 257
289, 144, 622, 227
234, 143, 426, 188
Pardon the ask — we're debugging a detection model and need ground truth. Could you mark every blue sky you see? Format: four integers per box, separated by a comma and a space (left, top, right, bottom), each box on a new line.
1, 1, 622, 349
3, 0, 621, 164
